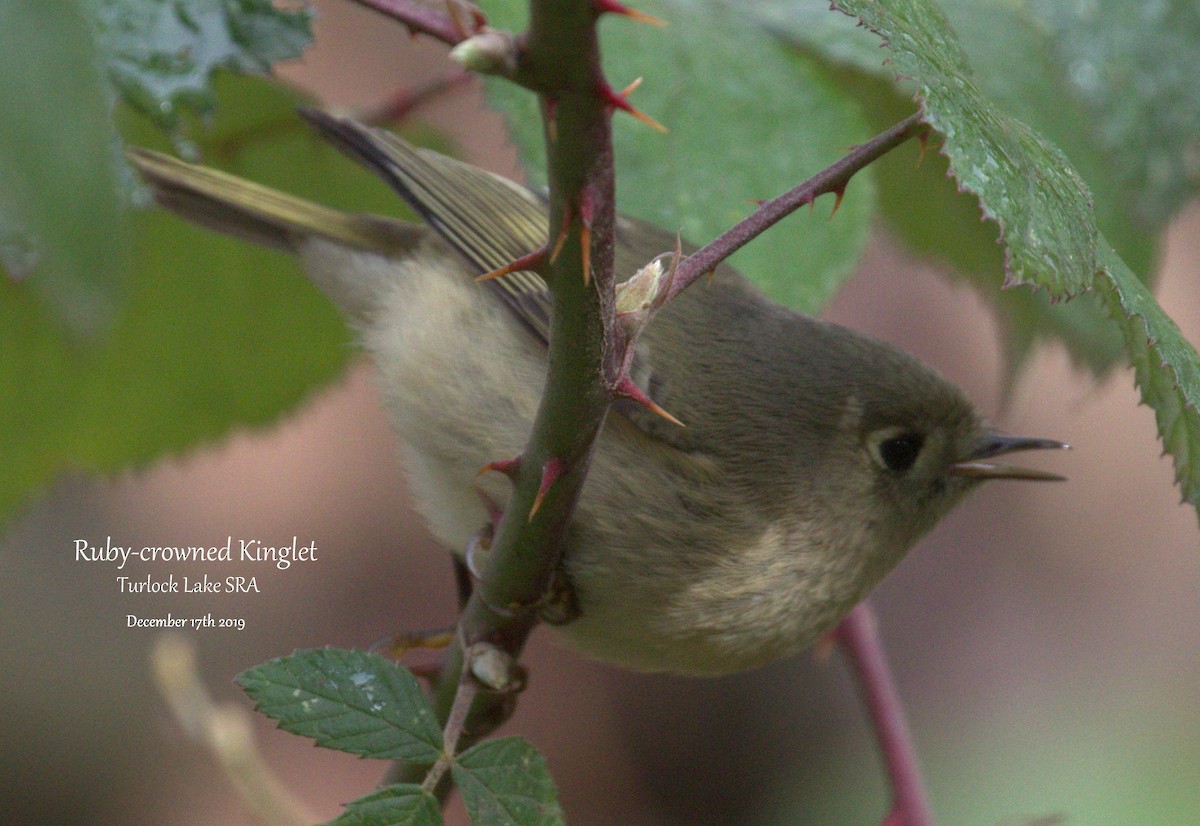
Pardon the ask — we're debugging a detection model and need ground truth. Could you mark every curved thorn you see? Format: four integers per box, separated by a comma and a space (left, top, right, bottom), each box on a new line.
579, 187, 597, 286
549, 210, 571, 264
599, 81, 667, 133
475, 247, 547, 283
529, 457, 567, 521
477, 456, 522, 478
595, 0, 667, 26
614, 376, 684, 427
621, 101, 668, 133
830, 186, 846, 218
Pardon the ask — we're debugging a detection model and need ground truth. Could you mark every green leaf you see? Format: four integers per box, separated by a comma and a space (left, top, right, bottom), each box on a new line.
483, 0, 873, 313
1, 0, 314, 340
326, 784, 443, 826
88, 0, 312, 132
929, 0, 1157, 273
0, 75, 442, 527
748, 1, 1142, 378
754, 0, 896, 77
760, 0, 1166, 276
236, 648, 444, 764
832, 0, 1096, 298
1032, 0, 1200, 228
1096, 240, 1200, 515
452, 737, 565, 826
0, 0, 128, 336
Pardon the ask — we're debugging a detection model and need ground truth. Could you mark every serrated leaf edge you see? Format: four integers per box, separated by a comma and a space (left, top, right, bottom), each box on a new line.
1096, 242, 1200, 518
237, 648, 443, 763
830, 0, 1098, 298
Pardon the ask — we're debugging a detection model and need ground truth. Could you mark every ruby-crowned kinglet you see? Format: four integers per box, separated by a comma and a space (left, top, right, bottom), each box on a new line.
128, 111, 1066, 675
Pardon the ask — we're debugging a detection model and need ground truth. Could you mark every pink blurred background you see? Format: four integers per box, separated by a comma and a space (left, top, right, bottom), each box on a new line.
2, 2, 1198, 823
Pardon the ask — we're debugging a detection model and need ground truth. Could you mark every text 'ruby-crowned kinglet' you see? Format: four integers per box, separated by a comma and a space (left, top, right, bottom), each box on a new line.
128, 111, 1066, 675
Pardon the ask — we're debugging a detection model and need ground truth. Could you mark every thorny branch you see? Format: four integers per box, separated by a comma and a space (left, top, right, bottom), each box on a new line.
357, 7, 936, 821
668, 111, 928, 300
383, 0, 645, 790
344, 0, 470, 45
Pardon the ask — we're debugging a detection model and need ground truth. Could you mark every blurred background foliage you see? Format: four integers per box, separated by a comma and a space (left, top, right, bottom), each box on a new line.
1, 0, 1198, 824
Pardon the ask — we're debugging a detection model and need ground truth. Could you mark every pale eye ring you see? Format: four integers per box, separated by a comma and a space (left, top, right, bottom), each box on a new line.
872, 430, 926, 473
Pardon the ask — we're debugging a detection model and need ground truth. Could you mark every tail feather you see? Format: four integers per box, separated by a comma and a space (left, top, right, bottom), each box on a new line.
127, 147, 422, 256
129, 122, 555, 340
298, 109, 553, 342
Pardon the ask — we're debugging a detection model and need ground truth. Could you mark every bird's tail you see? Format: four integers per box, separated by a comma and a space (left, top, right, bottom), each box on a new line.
127, 146, 426, 320
127, 147, 422, 256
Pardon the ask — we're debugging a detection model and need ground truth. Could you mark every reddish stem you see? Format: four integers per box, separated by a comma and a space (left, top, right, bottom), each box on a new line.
360, 71, 473, 124
668, 112, 927, 301
344, 0, 466, 45
834, 601, 936, 826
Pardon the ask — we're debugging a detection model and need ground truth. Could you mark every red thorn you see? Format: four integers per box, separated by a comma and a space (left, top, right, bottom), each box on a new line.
594, 0, 667, 26
599, 81, 667, 133
550, 228, 568, 263
579, 186, 597, 227
549, 209, 571, 264
476, 247, 547, 283
614, 376, 684, 427
597, 82, 623, 108
579, 187, 597, 286
916, 130, 929, 167
829, 186, 846, 218
477, 456, 522, 478
748, 198, 767, 207
445, 11, 469, 40
443, 0, 485, 39
580, 223, 592, 286
529, 458, 567, 521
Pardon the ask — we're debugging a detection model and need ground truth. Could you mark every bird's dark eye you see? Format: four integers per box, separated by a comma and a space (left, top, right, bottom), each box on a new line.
878, 432, 925, 472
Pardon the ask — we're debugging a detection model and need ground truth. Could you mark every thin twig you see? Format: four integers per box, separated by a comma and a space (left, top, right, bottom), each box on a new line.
344, 0, 466, 45
834, 601, 935, 826
151, 634, 316, 826
360, 71, 474, 124
421, 664, 480, 793
668, 111, 928, 300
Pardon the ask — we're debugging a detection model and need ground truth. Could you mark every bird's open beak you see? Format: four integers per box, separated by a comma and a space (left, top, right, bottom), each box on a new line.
948, 433, 1070, 482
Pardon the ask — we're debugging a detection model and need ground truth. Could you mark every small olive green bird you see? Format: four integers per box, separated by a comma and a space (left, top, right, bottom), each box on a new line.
129, 111, 1065, 675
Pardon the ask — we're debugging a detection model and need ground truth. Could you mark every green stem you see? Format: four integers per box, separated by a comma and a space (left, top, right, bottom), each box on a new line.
383, 0, 623, 788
